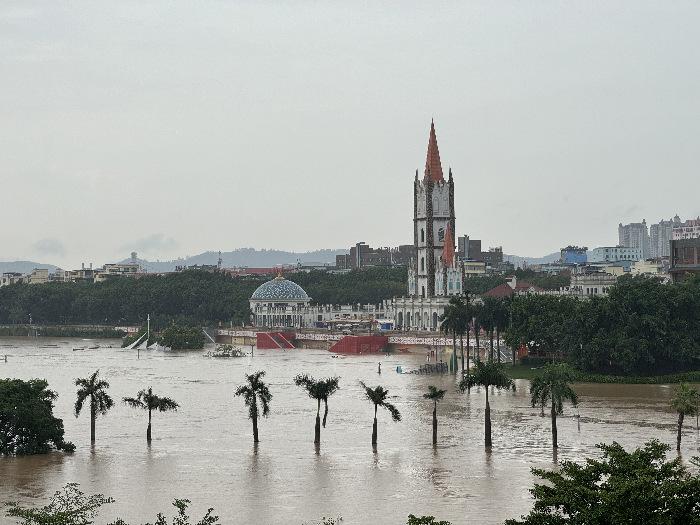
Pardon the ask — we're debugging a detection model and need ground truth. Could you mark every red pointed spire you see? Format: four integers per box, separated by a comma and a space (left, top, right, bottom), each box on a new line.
442, 223, 455, 267
424, 119, 444, 182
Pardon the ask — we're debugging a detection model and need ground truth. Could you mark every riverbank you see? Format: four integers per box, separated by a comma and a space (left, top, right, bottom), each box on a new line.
506, 364, 700, 384
0, 325, 126, 338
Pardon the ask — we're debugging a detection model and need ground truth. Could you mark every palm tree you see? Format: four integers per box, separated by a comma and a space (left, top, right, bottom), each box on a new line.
359, 381, 401, 446
440, 297, 466, 373
670, 383, 699, 451
529, 364, 578, 449
74, 370, 113, 443
493, 298, 510, 364
320, 376, 340, 428
459, 360, 514, 448
235, 371, 272, 443
294, 374, 340, 444
123, 387, 179, 443
461, 296, 473, 377
423, 385, 446, 446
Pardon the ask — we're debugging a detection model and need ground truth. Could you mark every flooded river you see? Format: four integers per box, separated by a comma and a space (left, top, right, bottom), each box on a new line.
0, 337, 698, 524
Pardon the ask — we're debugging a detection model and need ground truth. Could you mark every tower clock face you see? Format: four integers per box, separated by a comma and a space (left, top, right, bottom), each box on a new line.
438, 227, 445, 242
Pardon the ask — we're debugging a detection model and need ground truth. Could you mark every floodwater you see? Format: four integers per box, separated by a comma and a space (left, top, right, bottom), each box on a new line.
0, 337, 698, 525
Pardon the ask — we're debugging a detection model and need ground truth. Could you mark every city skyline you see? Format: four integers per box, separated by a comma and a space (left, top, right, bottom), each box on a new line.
2, 3, 699, 268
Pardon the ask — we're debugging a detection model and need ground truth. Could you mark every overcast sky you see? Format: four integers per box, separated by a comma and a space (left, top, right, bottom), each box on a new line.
1, 2, 699, 268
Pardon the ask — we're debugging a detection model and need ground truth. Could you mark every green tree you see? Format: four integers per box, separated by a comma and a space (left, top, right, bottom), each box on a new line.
459, 361, 514, 448
529, 364, 578, 449
74, 370, 114, 444
423, 385, 446, 446
505, 440, 700, 525
122, 387, 179, 443
0, 378, 75, 455
235, 371, 272, 443
359, 381, 401, 446
670, 383, 699, 451
294, 374, 340, 444
158, 325, 205, 350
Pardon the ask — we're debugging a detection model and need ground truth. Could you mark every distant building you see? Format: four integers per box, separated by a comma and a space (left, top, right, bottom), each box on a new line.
649, 216, 681, 258
631, 259, 665, 276
589, 246, 642, 263
560, 246, 587, 265
457, 235, 482, 261
619, 220, 650, 259
568, 271, 617, 297
483, 276, 543, 298
672, 218, 700, 240
463, 260, 486, 277
670, 237, 700, 283
336, 243, 415, 270
25, 268, 49, 285
0, 272, 23, 287
94, 263, 142, 282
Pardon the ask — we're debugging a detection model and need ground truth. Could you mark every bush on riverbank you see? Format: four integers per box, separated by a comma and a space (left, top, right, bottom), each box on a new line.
507, 364, 700, 384
158, 325, 205, 350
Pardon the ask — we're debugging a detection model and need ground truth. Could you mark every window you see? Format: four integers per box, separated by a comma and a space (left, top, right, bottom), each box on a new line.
420, 257, 425, 272
421, 229, 425, 242
438, 227, 445, 242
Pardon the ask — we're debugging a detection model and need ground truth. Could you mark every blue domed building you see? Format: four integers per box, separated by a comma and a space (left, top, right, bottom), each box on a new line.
249, 275, 311, 328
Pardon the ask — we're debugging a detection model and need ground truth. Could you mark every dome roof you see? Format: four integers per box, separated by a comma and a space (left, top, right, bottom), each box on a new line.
250, 276, 309, 301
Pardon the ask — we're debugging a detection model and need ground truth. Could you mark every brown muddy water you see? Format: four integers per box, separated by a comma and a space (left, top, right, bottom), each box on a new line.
0, 337, 698, 524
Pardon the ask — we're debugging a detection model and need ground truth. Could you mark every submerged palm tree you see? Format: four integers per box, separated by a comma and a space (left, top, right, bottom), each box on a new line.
74, 370, 113, 443
123, 387, 179, 442
529, 364, 578, 449
294, 374, 340, 444
423, 385, 446, 446
459, 361, 514, 448
359, 381, 401, 446
670, 383, 699, 451
235, 371, 272, 443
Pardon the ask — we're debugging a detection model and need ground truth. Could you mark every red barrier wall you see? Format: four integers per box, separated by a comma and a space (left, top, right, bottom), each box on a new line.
256, 331, 296, 349
329, 335, 389, 354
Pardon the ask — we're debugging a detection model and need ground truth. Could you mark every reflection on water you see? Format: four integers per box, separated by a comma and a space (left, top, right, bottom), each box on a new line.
1, 337, 698, 524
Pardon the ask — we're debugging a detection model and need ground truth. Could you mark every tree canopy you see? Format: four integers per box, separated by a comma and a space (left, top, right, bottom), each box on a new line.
0, 378, 75, 455
505, 440, 700, 525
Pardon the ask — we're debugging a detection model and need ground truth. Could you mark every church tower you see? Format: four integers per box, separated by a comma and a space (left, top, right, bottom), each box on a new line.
410, 120, 455, 298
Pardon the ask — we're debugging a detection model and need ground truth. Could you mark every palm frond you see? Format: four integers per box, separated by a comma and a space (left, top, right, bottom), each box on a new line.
383, 401, 401, 422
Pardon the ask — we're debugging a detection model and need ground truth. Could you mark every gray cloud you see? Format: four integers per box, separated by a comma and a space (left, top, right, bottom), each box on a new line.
120, 234, 178, 257
32, 238, 66, 257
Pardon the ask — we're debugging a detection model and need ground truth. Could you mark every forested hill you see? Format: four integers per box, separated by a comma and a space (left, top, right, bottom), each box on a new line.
0, 267, 407, 328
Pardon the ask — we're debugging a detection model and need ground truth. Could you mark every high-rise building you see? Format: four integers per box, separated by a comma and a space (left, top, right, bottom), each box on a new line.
649, 216, 681, 258
618, 220, 650, 259
672, 218, 700, 240
560, 246, 588, 265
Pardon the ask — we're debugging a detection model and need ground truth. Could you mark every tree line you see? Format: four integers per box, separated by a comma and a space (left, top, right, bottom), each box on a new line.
440, 275, 700, 376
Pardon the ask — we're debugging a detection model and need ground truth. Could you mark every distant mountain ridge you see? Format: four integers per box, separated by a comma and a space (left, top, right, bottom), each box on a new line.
120, 248, 348, 272
0, 261, 59, 274
503, 252, 560, 269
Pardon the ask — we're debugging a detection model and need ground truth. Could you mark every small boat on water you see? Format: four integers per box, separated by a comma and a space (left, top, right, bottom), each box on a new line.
39, 344, 59, 348
88, 345, 100, 350
72, 347, 87, 351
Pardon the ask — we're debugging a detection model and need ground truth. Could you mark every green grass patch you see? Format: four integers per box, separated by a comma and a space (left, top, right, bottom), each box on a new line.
506, 363, 700, 384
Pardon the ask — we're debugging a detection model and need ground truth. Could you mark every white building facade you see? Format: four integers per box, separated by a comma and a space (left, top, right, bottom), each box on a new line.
589, 246, 642, 263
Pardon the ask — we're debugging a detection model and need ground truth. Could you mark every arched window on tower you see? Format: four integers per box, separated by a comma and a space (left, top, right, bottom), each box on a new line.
438, 227, 445, 242
421, 286, 426, 298
421, 229, 425, 243
420, 257, 425, 272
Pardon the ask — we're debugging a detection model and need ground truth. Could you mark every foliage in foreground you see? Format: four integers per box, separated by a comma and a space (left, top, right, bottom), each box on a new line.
505, 440, 700, 525
0, 378, 75, 455
4, 484, 218, 525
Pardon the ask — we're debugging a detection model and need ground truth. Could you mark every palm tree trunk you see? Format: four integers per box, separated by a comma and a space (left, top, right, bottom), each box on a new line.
315, 399, 321, 444
322, 399, 329, 428
432, 401, 438, 446
551, 403, 558, 449
147, 408, 152, 442
466, 326, 471, 382
496, 327, 501, 363
452, 331, 457, 373
485, 387, 492, 448
512, 342, 516, 366
489, 330, 494, 361
459, 333, 464, 374
372, 404, 378, 445
677, 412, 684, 451
90, 402, 96, 443
475, 326, 480, 363
253, 415, 259, 443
